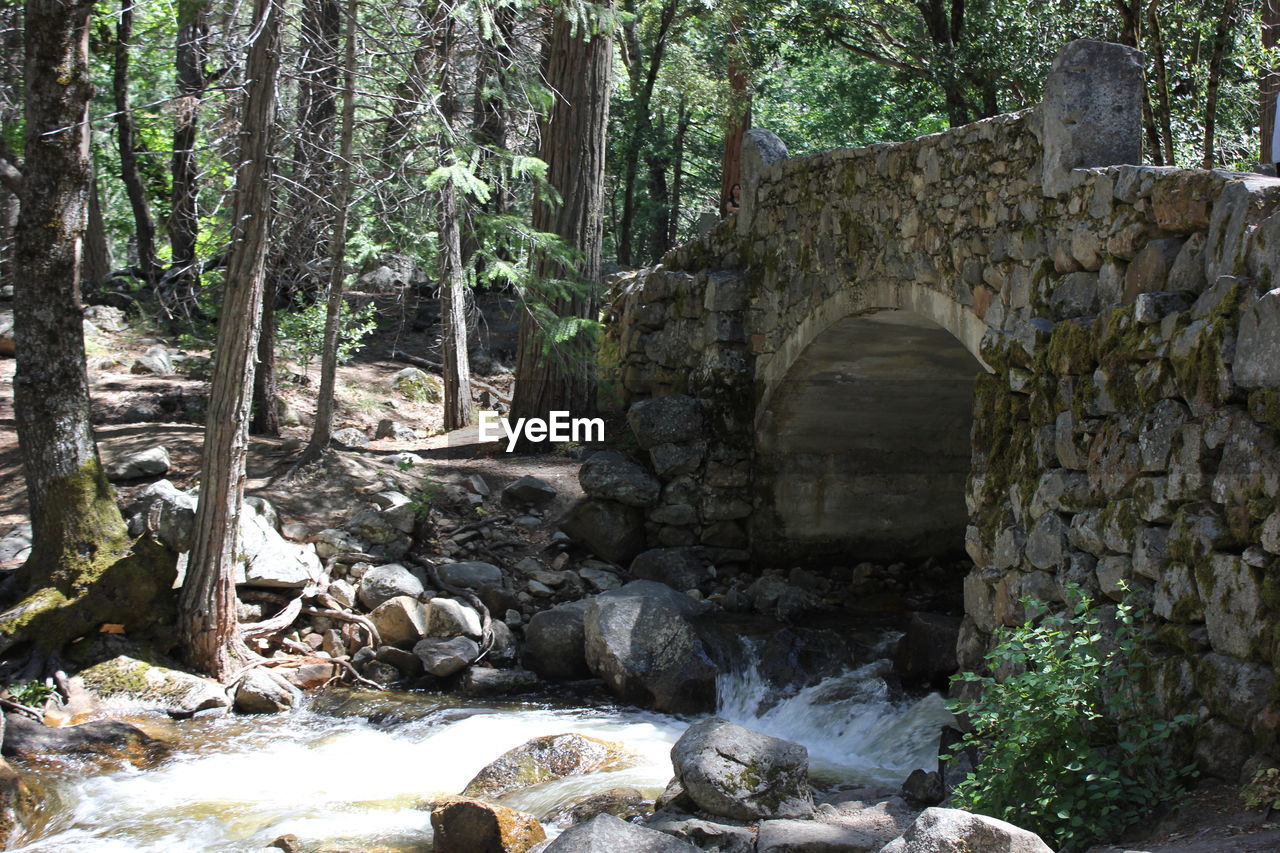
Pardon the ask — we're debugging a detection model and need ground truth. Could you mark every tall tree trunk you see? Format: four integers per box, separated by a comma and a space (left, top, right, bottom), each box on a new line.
463, 2, 515, 273
0, 2, 20, 290
617, 0, 679, 265
254, 0, 342, 438
440, 177, 473, 430
379, 0, 444, 165
668, 97, 688, 249
719, 14, 750, 218
84, 170, 110, 287
646, 115, 671, 262
1148, 2, 1177, 165
180, 0, 281, 680
300, 0, 358, 466
511, 3, 614, 422
113, 0, 159, 285
1263, 0, 1280, 163
438, 13, 472, 431
4, 0, 133, 653
169, 0, 210, 314
1203, 0, 1240, 167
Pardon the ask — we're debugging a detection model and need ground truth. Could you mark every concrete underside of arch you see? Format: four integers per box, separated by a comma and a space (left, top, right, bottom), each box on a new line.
751, 308, 982, 564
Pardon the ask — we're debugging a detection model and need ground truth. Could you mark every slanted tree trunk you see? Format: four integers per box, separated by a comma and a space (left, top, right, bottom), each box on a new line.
299, 0, 358, 466
3, 0, 140, 655
180, 0, 281, 680
1148, 2, 1176, 166
511, 2, 614, 422
84, 170, 110, 287
168, 0, 210, 314
113, 0, 159, 285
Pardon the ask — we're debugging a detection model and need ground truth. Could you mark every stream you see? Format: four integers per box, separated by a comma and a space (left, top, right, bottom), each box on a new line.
8, 637, 953, 852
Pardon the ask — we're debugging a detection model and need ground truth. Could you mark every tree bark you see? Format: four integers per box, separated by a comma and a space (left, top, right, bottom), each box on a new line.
84, 170, 110, 287
617, 0, 679, 265
440, 177, 473, 430
1263, 0, 1280, 163
719, 14, 750, 218
180, 0, 281, 681
5, 0, 136, 653
113, 0, 159, 285
668, 97, 688, 250
0, 2, 20, 290
511, 3, 614, 423
168, 0, 210, 312
300, 0, 358, 465
1203, 0, 1240, 168
1148, 2, 1176, 166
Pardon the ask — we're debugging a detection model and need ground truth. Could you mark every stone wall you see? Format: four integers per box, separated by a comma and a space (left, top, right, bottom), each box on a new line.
603, 39, 1280, 773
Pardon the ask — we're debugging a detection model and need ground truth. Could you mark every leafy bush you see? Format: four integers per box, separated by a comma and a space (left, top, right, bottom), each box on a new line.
1242, 767, 1280, 813
948, 588, 1195, 851
276, 296, 377, 371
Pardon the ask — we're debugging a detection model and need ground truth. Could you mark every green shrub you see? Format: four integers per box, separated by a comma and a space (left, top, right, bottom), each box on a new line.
277, 296, 377, 371
948, 588, 1195, 851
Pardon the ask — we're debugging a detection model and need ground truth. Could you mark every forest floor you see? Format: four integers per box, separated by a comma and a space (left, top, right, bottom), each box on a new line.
1085, 782, 1280, 853
0, 290, 587, 566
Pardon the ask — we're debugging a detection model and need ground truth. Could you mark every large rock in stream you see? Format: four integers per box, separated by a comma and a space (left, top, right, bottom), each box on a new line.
2, 713, 168, 768
431, 795, 546, 853
463, 733, 637, 799
522, 600, 590, 681
539, 813, 699, 852
880, 807, 1054, 853
584, 581, 717, 714
670, 717, 814, 821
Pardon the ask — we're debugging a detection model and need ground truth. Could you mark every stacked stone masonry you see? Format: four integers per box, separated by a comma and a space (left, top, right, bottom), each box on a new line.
603, 39, 1280, 775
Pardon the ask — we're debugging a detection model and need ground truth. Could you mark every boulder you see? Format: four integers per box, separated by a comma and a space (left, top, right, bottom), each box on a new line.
584, 581, 717, 713
645, 810, 756, 853
234, 668, 300, 714
629, 548, 711, 592
3, 714, 167, 768
561, 499, 647, 565
626, 395, 705, 448
502, 475, 558, 506
357, 563, 425, 609
892, 613, 961, 687
0, 524, 32, 568
579, 451, 661, 507
463, 733, 637, 799
671, 717, 813, 821
430, 795, 545, 853
75, 654, 228, 714
237, 501, 324, 589
129, 345, 174, 376
333, 427, 370, 448
105, 446, 171, 482
880, 808, 1054, 853
541, 813, 699, 852
439, 561, 503, 590
125, 480, 196, 552
391, 367, 443, 402
369, 595, 431, 647
344, 509, 409, 558
427, 597, 483, 638
900, 769, 946, 807
414, 636, 480, 676
756, 819, 882, 853
523, 600, 590, 681
459, 667, 541, 697
548, 787, 649, 826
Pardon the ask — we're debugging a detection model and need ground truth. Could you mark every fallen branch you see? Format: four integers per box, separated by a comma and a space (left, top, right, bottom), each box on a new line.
423, 560, 494, 662
300, 603, 382, 649
0, 697, 45, 721
241, 595, 305, 640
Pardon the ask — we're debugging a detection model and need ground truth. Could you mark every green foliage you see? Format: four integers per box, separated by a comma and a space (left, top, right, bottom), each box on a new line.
948, 588, 1195, 851
1243, 767, 1280, 812
276, 297, 378, 371
8, 679, 55, 708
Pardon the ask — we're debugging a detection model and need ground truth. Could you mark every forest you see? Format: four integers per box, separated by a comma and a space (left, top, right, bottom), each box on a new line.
2, 0, 1280, 850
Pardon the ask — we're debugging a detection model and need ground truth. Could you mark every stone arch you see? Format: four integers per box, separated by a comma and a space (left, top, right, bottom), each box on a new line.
750, 282, 991, 564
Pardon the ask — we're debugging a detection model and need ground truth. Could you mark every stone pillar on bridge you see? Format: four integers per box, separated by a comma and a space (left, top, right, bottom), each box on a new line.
1041, 39, 1144, 198
737, 129, 788, 236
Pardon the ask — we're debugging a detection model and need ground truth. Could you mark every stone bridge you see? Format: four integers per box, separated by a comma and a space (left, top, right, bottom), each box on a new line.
602, 40, 1280, 771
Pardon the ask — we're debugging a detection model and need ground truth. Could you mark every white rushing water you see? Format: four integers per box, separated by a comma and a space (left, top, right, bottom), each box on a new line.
12, 647, 953, 852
